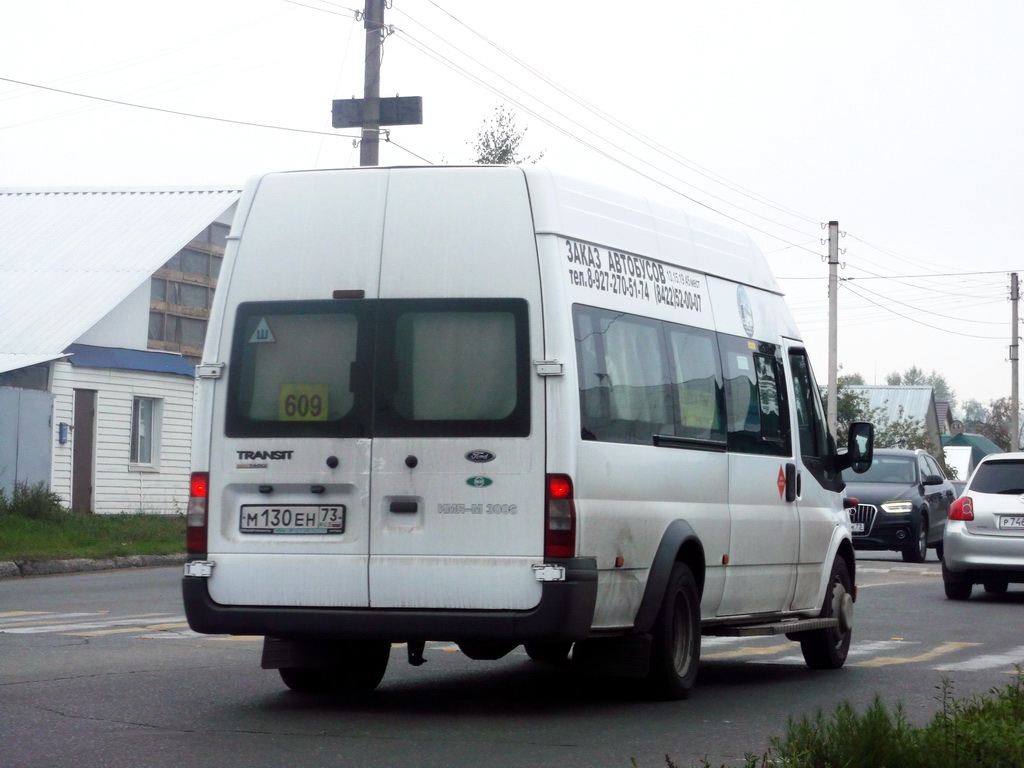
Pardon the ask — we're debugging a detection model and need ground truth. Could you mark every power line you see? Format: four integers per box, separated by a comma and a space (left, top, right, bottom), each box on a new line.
841, 282, 1005, 340
0, 76, 358, 140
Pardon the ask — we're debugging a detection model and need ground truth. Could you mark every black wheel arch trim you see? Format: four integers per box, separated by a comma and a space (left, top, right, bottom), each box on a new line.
632, 519, 705, 634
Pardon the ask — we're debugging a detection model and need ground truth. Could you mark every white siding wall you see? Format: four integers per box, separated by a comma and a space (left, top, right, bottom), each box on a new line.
51, 361, 195, 515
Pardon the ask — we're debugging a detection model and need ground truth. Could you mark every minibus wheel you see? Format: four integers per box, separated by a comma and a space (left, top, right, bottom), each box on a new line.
524, 641, 573, 664
646, 561, 700, 700
278, 640, 390, 693
799, 554, 853, 669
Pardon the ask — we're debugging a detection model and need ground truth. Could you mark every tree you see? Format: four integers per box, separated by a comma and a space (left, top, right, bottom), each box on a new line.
977, 397, 1014, 450
470, 105, 545, 165
883, 366, 956, 411
828, 376, 935, 456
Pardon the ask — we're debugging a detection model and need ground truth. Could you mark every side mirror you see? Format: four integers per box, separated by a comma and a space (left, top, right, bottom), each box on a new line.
838, 421, 874, 474
922, 474, 944, 486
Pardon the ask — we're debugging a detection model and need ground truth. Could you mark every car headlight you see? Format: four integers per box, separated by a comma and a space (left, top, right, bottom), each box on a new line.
881, 501, 913, 514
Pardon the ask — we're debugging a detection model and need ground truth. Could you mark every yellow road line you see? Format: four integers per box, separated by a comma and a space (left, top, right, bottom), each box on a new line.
0, 611, 47, 618
852, 641, 980, 667
67, 622, 190, 637
703, 643, 792, 660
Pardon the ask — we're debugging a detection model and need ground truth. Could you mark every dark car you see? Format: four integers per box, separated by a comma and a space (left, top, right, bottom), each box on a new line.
843, 448, 956, 563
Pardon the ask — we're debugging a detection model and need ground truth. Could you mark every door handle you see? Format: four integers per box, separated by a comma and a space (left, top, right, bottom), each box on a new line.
389, 501, 418, 513
785, 462, 798, 502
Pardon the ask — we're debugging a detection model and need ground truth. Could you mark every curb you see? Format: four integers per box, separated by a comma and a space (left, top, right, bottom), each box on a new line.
0, 553, 186, 579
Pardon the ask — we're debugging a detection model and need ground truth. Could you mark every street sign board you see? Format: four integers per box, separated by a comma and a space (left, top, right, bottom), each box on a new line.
332, 96, 423, 128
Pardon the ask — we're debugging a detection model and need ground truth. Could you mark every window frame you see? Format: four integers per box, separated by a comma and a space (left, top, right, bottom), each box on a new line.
130, 395, 161, 469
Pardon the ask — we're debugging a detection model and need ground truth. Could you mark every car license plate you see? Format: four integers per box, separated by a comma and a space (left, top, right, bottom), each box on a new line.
850, 522, 865, 533
240, 505, 345, 534
998, 516, 1024, 530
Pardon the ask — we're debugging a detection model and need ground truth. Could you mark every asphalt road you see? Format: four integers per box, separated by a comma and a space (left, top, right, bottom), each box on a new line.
1, 552, 1021, 768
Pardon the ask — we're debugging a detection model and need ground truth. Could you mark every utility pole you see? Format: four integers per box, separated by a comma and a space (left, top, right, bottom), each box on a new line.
826, 221, 839, 437
1012, 272, 1019, 450
331, 0, 422, 165
359, 0, 383, 167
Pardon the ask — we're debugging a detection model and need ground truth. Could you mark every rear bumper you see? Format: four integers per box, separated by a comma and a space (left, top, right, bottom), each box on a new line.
183, 556, 598, 643
943, 523, 1024, 580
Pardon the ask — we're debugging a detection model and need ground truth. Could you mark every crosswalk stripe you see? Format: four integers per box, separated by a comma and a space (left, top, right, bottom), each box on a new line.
936, 645, 1024, 672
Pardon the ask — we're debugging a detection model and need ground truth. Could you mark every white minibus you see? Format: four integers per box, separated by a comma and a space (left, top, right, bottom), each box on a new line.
183, 165, 872, 699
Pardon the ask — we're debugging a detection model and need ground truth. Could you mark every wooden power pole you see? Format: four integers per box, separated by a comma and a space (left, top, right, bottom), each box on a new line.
331, 0, 422, 166
1012, 272, 1019, 451
826, 221, 839, 437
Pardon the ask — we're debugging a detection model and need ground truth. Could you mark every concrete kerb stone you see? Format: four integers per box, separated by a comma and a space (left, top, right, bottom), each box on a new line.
0, 554, 186, 579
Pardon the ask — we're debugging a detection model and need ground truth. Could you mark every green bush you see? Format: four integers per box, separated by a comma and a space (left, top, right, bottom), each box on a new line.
0, 480, 67, 520
643, 669, 1024, 768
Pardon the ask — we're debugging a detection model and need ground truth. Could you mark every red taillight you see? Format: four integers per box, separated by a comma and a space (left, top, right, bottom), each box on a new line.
545, 473, 576, 558
186, 471, 209, 555
949, 496, 974, 521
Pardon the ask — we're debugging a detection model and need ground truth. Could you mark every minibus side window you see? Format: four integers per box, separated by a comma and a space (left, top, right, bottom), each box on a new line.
664, 324, 725, 444
573, 306, 672, 444
788, 347, 844, 492
718, 335, 791, 456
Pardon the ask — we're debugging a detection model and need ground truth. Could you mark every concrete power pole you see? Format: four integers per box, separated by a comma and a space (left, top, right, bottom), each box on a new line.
1012, 272, 1019, 451
826, 221, 839, 437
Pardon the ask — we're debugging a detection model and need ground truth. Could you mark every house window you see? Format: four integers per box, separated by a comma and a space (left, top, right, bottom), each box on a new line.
131, 397, 160, 466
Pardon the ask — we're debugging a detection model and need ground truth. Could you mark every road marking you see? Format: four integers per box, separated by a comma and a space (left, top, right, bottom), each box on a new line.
851, 641, 979, 667
0, 611, 48, 619
67, 622, 191, 637
936, 645, 1024, 672
703, 643, 792, 660
0, 614, 182, 633
0, 612, 100, 626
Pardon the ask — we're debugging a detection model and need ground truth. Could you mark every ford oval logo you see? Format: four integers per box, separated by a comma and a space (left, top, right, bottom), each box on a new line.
466, 450, 496, 463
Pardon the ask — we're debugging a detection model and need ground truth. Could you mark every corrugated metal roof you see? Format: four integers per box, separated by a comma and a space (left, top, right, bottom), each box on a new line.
846, 385, 936, 424
0, 187, 241, 375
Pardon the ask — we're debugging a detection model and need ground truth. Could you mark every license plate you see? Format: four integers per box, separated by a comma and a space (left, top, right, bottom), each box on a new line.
998, 516, 1024, 530
850, 522, 865, 533
240, 505, 345, 534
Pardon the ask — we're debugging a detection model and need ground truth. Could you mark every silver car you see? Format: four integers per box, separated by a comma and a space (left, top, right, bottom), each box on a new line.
942, 452, 1024, 600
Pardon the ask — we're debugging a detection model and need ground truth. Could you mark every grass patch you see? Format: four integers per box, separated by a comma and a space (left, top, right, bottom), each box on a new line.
643, 669, 1024, 768
0, 481, 185, 561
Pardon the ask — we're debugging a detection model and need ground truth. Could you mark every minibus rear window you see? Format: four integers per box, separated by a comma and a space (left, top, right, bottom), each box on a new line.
225, 298, 529, 438
373, 299, 530, 437
226, 300, 370, 438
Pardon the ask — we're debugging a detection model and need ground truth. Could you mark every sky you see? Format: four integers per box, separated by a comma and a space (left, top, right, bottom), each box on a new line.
3, 0, 1023, 413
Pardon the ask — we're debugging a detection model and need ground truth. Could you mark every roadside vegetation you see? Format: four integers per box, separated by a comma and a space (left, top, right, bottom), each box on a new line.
0, 481, 185, 561
645, 671, 1024, 768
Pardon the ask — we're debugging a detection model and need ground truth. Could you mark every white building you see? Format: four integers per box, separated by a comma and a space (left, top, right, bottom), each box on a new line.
0, 187, 240, 514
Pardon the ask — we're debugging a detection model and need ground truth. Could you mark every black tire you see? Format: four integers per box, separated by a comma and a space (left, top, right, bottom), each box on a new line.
800, 554, 853, 670
524, 641, 573, 664
943, 580, 972, 600
901, 516, 928, 563
645, 562, 700, 700
935, 541, 944, 561
278, 641, 390, 693
984, 580, 1009, 594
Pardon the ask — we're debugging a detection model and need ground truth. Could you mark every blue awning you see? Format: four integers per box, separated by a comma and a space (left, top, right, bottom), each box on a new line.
64, 344, 194, 377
